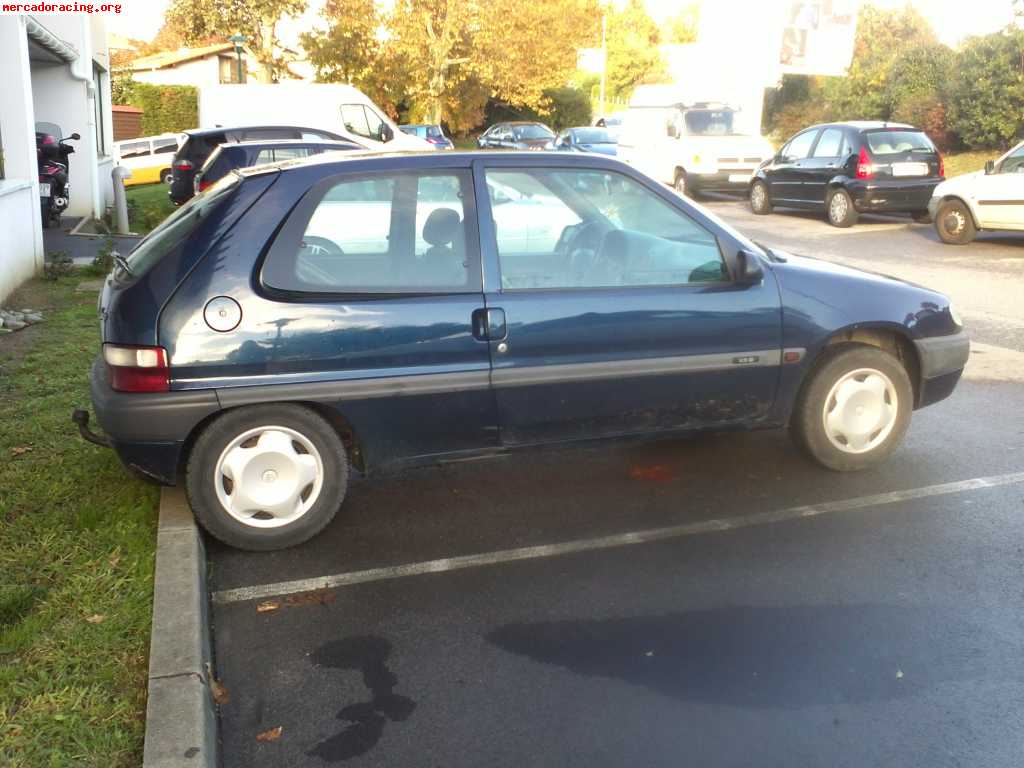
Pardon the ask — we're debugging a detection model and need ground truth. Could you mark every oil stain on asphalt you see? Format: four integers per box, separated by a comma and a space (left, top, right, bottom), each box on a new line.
308, 636, 416, 762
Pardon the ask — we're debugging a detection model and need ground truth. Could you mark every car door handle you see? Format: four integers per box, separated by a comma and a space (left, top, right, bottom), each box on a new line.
471, 308, 507, 341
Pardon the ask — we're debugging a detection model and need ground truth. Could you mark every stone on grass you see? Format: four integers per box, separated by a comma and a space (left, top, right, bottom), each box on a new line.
5, 320, 26, 331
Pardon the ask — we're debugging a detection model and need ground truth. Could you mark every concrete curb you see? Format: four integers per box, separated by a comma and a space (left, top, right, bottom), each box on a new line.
143, 488, 218, 768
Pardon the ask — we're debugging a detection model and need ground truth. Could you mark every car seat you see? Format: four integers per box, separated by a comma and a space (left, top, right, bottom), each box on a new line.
420, 207, 467, 286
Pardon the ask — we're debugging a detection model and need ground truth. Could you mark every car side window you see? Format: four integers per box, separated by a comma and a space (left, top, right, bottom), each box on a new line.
999, 146, 1024, 174
341, 105, 385, 141
153, 138, 178, 155
263, 171, 479, 294
119, 141, 151, 159
812, 128, 844, 158
485, 168, 725, 290
782, 130, 818, 161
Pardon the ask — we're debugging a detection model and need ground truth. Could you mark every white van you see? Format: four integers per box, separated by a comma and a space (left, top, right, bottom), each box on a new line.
197, 84, 431, 152
113, 133, 184, 186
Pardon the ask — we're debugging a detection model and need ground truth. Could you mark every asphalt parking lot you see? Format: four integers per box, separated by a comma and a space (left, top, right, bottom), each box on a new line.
208, 199, 1024, 767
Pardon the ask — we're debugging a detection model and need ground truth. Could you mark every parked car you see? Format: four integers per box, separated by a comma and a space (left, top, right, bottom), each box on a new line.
193, 139, 363, 194
929, 141, 1024, 244
594, 114, 623, 139
477, 122, 554, 150
552, 127, 618, 156
751, 122, 945, 227
77, 151, 968, 551
400, 124, 454, 150
168, 125, 345, 205
617, 101, 774, 197
113, 133, 183, 186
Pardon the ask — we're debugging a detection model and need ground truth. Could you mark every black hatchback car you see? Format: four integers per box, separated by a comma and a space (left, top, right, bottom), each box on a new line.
169, 125, 345, 205
750, 122, 945, 227
193, 139, 362, 193
78, 151, 967, 551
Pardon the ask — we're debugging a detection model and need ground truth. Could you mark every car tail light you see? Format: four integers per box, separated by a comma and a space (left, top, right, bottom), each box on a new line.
103, 344, 169, 393
855, 146, 874, 179
198, 178, 212, 192
938, 153, 945, 177
172, 159, 193, 171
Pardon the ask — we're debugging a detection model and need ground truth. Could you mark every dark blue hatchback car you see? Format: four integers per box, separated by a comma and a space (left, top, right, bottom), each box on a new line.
77, 150, 969, 550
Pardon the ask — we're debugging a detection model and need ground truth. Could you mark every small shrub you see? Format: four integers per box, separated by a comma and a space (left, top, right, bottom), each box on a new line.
89, 237, 116, 276
43, 251, 74, 281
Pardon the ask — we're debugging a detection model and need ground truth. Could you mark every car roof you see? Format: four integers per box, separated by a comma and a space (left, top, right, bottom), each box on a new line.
220, 139, 361, 149
238, 148, 628, 178
183, 125, 333, 139
810, 121, 917, 132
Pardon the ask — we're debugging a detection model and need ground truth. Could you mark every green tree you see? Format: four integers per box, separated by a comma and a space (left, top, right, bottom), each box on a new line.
301, 0, 381, 87
822, 4, 936, 120
164, 0, 307, 82
948, 29, 1024, 149
664, 4, 699, 45
887, 42, 956, 149
605, 0, 666, 100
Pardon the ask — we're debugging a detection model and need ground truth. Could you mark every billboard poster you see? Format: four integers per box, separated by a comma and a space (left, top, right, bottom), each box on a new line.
779, 0, 859, 76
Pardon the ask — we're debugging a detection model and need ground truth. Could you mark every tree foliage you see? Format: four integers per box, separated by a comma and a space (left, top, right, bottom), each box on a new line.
604, 0, 666, 99
164, 0, 307, 82
112, 82, 199, 134
947, 30, 1024, 149
300, 0, 380, 87
664, 5, 699, 45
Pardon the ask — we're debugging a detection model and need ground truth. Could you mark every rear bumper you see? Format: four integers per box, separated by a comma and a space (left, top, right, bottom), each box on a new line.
87, 357, 220, 484
849, 178, 941, 213
913, 331, 970, 408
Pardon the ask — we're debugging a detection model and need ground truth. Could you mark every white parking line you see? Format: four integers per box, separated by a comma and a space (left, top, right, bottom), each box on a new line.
212, 470, 1024, 605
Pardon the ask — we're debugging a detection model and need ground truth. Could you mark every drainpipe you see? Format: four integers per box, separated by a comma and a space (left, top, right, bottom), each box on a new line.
68, 51, 99, 221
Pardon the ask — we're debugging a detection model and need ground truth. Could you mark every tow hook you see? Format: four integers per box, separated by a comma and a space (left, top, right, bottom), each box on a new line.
72, 409, 112, 448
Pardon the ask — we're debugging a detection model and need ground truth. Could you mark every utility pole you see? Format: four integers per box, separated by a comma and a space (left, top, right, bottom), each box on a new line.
599, 12, 607, 119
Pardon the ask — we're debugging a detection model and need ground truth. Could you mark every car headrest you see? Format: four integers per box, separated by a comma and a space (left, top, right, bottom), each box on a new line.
423, 208, 461, 247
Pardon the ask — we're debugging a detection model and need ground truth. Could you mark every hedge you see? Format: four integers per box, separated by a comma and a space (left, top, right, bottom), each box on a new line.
113, 80, 199, 136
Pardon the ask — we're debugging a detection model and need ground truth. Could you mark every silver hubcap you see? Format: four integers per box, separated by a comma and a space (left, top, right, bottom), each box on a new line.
751, 184, 766, 210
829, 193, 848, 222
214, 425, 324, 528
943, 210, 965, 235
823, 368, 898, 454
675, 174, 685, 194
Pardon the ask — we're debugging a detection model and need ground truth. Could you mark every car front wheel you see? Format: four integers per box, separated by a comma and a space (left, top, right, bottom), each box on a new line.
186, 404, 349, 550
826, 188, 858, 228
791, 345, 913, 471
935, 199, 976, 244
750, 180, 772, 215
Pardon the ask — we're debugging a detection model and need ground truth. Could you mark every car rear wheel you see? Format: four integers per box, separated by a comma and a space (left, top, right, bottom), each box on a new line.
673, 169, 688, 197
750, 180, 772, 215
791, 345, 913, 471
826, 188, 858, 228
161, 169, 174, 185
935, 199, 976, 244
186, 404, 349, 550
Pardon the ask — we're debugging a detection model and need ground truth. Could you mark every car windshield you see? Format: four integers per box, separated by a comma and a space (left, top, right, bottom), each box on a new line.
513, 125, 554, 140
425, 126, 444, 138
865, 130, 936, 155
573, 129, 614, 144
683, 109, 737, 136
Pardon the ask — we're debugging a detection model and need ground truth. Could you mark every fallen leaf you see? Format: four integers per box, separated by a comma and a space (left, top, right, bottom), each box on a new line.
896, 669, 904, 679
256, 600, 280, 613
284, 590, 335, 607
108, 552, 121, 568
210, 678, 230, 706
644, 650, 654, 657
85, 614, 105, 624
10, 446, 32, 456
256, 726, 283, 742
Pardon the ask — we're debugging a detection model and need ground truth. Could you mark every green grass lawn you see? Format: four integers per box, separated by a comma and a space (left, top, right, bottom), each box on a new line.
0, 277, 158, 767
125, 183, 176, 236
943, 150, 995, 179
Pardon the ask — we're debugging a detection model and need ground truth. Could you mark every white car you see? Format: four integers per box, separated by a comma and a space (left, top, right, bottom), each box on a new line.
929, 142, 1024, 244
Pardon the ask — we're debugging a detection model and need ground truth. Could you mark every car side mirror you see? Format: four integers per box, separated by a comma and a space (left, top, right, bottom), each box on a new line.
667, 124, 679, 139
984, 160, 996, 175
736, 250, 764, 285
69, 132, 81, 141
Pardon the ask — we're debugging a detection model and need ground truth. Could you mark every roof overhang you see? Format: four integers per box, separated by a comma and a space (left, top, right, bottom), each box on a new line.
25, 16, 79, 64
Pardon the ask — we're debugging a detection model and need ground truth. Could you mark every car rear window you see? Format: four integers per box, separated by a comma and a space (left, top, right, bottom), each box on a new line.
865, 130, 936, 155
118, 174, 240, 280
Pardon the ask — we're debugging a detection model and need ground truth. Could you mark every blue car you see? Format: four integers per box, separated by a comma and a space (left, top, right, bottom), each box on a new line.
553, 127, 618, 156
77, 151, 969, 550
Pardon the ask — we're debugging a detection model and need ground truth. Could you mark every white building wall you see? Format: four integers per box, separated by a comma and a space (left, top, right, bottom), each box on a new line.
133, 57, 221, 89
0, 17, 44, 303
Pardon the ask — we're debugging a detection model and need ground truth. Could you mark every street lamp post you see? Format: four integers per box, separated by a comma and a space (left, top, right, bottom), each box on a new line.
599, 13, 607, 119
228, 34, 246, 83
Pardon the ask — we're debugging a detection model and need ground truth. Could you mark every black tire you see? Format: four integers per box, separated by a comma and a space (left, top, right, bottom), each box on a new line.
186, 404, 349, 550
826, 188, 858, 228
791, 345, 913, 472
934, 199, 976, 245
910, 210, 931, 223
750, 180, 772, 215
161, 169, 174, 185
673, 168, 689, 197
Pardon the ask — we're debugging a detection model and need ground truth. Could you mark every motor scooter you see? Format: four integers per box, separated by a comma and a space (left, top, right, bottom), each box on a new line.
36, 123, 79, 229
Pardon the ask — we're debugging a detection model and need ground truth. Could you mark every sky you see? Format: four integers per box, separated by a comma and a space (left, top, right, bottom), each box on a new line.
108, 0, 1017, 50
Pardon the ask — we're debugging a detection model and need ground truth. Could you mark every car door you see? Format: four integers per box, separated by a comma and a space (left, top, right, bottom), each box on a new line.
253, 165, 498, 465
975, 145, 1024, 229
801, 127, 846, 206
473, 158, 783, 445
767, 129, 819, 206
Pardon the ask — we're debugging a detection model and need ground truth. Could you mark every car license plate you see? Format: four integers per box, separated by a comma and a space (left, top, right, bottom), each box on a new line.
728, 173, 751, 183
39, 183, 50, 197
891, 162, 928, 177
